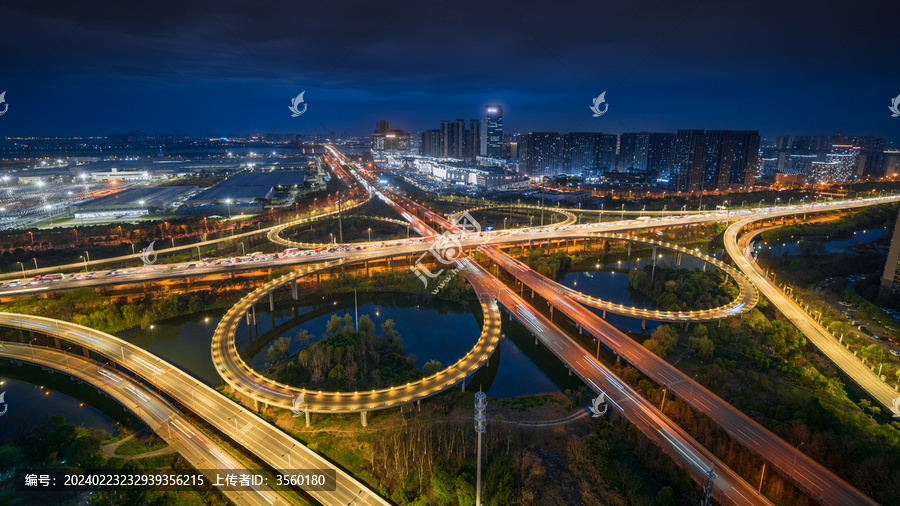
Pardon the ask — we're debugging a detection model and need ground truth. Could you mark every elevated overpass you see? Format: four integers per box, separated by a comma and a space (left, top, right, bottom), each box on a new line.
0, 342, 284, 506
725, 212, 900, 413
0, 313, 389, 506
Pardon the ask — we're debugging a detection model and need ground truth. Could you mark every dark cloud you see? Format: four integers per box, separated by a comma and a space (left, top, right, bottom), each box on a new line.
1, 0, 898, 139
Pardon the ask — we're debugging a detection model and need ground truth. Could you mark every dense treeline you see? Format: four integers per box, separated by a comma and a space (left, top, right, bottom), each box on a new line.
628, 264, 733, 312
760, 203, 897, 243
0, 286, 230, 333
268, 313, 425, 390
644, 311, 900, 504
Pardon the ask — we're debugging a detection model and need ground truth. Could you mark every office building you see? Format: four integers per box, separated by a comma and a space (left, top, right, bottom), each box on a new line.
371, 120, 410, 151
481, 105, 503, 157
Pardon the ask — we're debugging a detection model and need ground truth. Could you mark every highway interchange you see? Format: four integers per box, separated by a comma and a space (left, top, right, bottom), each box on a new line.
2, 146, 898, 504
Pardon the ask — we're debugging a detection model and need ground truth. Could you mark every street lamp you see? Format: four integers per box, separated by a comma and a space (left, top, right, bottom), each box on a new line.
791, 442, 805, 477
367, 228, 371, 242
351, 284, 360, 331
474, 390, 487, 506
16, 261, 24, 280
79, 256, 87, 272
225, 199, 232, 218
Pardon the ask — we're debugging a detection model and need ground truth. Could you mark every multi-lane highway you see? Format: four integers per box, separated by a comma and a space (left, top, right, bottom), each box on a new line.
0, 342, 285, 506
0, 313, 389, 506
726, 213, 900, 412
482, 246, 878, 506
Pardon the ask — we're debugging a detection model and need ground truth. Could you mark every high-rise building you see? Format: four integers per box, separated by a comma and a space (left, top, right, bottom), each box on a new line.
881, 209, 900, 297
823, 145, 860, 183
729, 130, 761, 186
468, 120, 480, 159
647, 133, 675, 179
619, 133, 651, 172
481, 105, 503, 157
420, 130, 441, 157
597, 134, 618, 173
671, 130, 705, 192
519, 132, 562, 177
563, 133, 600, 174
371, 120, 410, 151
701, 130, 735, 190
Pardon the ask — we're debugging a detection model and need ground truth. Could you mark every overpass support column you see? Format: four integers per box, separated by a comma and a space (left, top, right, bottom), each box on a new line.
565, 239, 569, 252
602, 310, 606, 319
676, 252, 682, 268
246, 311, 251, 326
82, 347, 90, 358
291, 280, 298, 300
651, 245, 658, 281
389, 257, 393, 271
54, 337, 61, 349
365, 261, 369, 277
305, 410, 311, 427
269, 292, 275, 312
252, 307, 257, 327
361, 410, 368, 427
316, 272, 321, 290
641, 319, 646, 331
252, 398, 258, 411
461, 380, 465, 392
702, 262, 707, 272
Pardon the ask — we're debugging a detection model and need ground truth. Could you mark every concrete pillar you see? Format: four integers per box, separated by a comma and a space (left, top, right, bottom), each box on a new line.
366, 261, 369, 277
417, 399, 421, 411
82, 347, 90, 358
54, 337, 61, 349
292, 280, 298, 300
316, 272, 321, 290
602, 310, 606, 319
461, 381, 465, 392
361, 410, 368, 427
676, 252, 682, 267
565, 239, 569, 252
252, 306, 257, 327
642, 319, 646, 331
269, 292, 275, 311
568, 367, 572, 376
305, 410, 311, 427
253, 398, 259, 411
702, 262, 707, 272
651, 245, 658, 280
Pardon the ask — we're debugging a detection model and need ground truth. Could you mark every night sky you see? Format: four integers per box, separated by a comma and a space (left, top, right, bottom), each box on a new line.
1, 0, 899, 141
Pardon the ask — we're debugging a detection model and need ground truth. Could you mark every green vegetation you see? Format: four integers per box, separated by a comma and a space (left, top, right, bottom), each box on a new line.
0, 414, 218, 505
266, 313, 425, 390
0, 287, 228, 333
648, 309, 900, 504
760, 203, 897, 243
513, 247, 572, 279
628, 264, 733, 312
284, 215, 407, 244
115, 434, 169, 456
317, 268, 476, 306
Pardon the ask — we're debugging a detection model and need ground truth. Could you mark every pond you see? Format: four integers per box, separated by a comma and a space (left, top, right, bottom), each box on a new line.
0, 378, 120, 442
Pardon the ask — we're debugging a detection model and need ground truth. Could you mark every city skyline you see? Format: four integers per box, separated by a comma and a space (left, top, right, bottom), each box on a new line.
0, 1, 898, 141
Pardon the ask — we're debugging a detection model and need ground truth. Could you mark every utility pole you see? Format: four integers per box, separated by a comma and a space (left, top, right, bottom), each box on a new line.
474, 390, 487, 506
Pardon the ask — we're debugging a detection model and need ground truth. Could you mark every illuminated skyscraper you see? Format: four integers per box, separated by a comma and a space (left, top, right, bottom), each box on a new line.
480, 105, 503, 157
